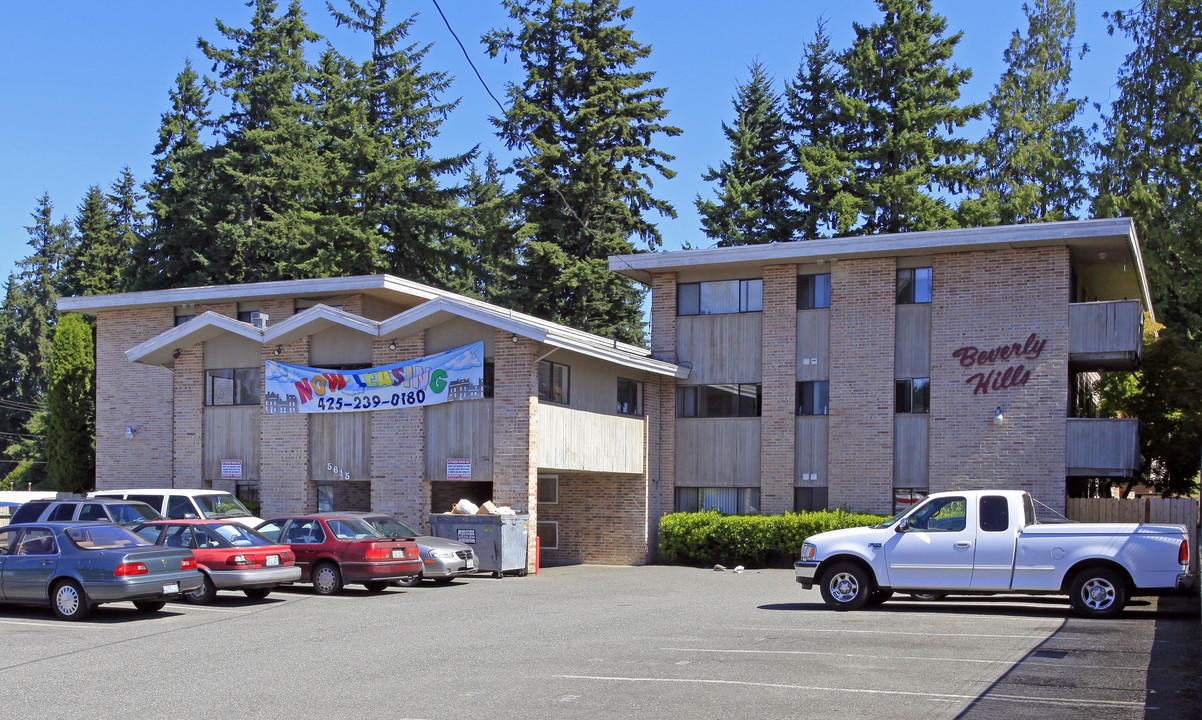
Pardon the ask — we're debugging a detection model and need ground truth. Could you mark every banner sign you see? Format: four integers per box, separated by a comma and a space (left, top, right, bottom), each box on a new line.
264, 341, 485, 414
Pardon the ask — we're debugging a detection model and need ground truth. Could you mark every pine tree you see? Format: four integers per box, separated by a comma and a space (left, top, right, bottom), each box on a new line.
46, 314, 94, 493
0, 276, 31, 469
484, 0, 681, 343
1093, 0, 1202, 340
16, 194, 72, 400
447, 154, 521, 304
133, 60, 217, 290
966, 0, 1089, 225
198, 0, 325, 283
834, 0, 983, 234
786, 19, 853, 239
63, 186, 116, 297
106, 167, 146, 291
696, 61, 798, 246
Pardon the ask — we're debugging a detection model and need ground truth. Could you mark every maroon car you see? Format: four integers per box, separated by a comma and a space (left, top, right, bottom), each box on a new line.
255, 515, 420, 594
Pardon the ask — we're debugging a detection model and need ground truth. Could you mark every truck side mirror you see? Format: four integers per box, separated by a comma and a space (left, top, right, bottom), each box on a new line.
896, 518, 909, 533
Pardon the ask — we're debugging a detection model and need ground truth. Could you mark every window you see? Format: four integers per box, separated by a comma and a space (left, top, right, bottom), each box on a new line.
237, 309, 264, 324
896, 267, 932, 304
895, 378, 930, 414
794, 487, 828, 512
235, 481, 259, 505
796, 381, 830, 416
206, 368, 260, 406
537, 475, 559, 504
483, 361, 494, 399
78, 503, 107, 522
617, 378, 643, 415
979, 495, 1010, 532
166, 496, 194, 519
675, 487, 760, 514
538, 360, 570, 404
536, 521, 559, 550
677, 384, 761, 418
905, 496, 966, 532
48, 504, 75, 521
174, 315, 193, 326
677, 279, 762, 315
797, 274, 831, 309
16, 528, 57, 555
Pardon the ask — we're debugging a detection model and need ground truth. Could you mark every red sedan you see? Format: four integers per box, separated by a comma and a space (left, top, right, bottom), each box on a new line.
134, 520, 301, 603
254, 515, 420, 594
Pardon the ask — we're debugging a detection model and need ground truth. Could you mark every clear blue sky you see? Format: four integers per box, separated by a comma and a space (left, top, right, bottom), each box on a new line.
0, 1, 1133, 290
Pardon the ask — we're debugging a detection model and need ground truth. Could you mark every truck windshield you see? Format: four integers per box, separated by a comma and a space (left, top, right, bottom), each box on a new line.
197, 494, 253, 519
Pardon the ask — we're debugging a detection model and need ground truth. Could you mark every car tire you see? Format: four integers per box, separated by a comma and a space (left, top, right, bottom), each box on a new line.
364, 580, 390, 593
396, 574, 422, 588
312, 562, 343, 595
1069, 567, 1128, 619
51, 580, 92, 621
243, 588, 271, 600
185, 573, 217, 605
819, 562, 872, 612
133, 600, 166, 613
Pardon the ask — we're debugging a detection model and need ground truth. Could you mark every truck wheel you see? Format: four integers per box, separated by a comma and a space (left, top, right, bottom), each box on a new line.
819, 562, 872, 611
1069, 567, 1128, 619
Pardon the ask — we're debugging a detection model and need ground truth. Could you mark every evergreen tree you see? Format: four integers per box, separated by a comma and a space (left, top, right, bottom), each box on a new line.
63, 186, 116, 297
1093, 0, 1202, 340
106, 166, 146, 291
785, 19, 853, 239
46, 314, 94, 493
0, 276, 31, 469
446, 154, 521, 304
833, 0, 983, 235
484, 0, 681, 343
966, 0, 1089, 225
696, 61, 798, 246
15, 194, 72, 401
133, 59, 217, 290
198, 0, 325, 283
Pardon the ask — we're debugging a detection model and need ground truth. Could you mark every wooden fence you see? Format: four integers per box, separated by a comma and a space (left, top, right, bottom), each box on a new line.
1065, 497, 1199, 527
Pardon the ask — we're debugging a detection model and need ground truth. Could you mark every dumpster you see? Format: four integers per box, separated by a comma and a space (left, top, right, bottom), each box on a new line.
429, 513, 529, 578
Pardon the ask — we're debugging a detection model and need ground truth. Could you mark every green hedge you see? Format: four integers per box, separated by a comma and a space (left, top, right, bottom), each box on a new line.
658, 509, 889, 568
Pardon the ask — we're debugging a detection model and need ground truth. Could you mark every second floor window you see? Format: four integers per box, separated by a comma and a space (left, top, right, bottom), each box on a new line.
678, 279, 762, 316
206, 368, 259, 406
896, 267, 932, 304
796, 381, 830, 415
677, 384, 761, 418
617, 378, 643, 415
538, 360, 569, 404
895, 378, 930, 414
797, 274, 831, 309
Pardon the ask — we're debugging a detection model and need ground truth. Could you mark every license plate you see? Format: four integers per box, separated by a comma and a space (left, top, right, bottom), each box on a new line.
266, 555, 280, 566
465, 560, 474, 570
163, 582, 179, 594
391, 549, 403, 559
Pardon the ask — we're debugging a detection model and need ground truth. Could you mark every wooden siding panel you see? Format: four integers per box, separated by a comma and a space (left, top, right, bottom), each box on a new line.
1066, 418, 1140, 476
309, 412, 371, 482
676, 314, 761, 384
204, 335, 260, 369
1069, 300, 1143, 355
203, 407, 260, 481
675, 418, 760, 487
536, 404, 644, 474
893, 415, 929, 488
796, 310, 829, 382
895, 303, 931, 378
310, 326, 372, 366
795, 415, 828, 486
426, 400, 493, 482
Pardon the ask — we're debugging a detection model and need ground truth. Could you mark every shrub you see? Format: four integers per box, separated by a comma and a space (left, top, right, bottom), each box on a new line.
659, 509, 889, 568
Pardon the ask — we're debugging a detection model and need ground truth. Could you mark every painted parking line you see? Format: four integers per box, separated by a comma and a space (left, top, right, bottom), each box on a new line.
555, 674, 1150, 711
660, 646, 1148, 672
734, 626, 1055, 640
0, 619, 72, 628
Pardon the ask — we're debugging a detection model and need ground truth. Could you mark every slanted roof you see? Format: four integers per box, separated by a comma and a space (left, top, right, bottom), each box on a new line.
125, 311, 261, 368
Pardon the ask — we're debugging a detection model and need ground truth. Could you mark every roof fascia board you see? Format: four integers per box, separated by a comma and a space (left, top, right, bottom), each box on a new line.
125, 311, 261, 366
261, 304, 380, 345
378, 297, 550, 343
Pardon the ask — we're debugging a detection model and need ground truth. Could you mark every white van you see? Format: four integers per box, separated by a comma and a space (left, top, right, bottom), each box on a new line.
88, 489, 262, 528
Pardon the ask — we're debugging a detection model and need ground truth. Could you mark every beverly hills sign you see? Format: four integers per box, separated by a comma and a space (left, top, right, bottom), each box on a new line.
951, 333, 1048, 395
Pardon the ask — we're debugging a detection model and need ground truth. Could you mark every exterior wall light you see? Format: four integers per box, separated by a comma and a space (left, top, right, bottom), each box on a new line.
993, 407, 1005, 424
272, 346, 282, 356
510, 334, 520, 344
388, 340, 397, 350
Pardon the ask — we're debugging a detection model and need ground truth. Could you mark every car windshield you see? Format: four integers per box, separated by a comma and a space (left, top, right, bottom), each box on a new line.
209, 523, 275, 547
66, 525, 152, 550
325, 517, 384, 540
196, 494, 253, 519
109, 503, 161, 525
873, 510, 908, 529
366, 516, 418, 537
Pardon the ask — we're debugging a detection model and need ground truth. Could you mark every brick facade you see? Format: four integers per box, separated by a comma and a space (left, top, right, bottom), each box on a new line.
648, 273, 677, 557
760, 264, 798, 514
493, 332, 538, 572
538, 472, 649, 565
371, 333, 429, 531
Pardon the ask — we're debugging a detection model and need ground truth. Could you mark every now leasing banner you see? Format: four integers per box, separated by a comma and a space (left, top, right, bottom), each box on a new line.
264, 341, 485, 414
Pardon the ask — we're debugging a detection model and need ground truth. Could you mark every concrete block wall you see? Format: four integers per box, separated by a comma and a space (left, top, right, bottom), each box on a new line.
930, 247, 1071, 513
94, 307, 174, 488
538, 472, 649, 565
371, 332, 429, 532
492, 331, 538, 572
828, 258, 897, 515
761, 264, 798, 514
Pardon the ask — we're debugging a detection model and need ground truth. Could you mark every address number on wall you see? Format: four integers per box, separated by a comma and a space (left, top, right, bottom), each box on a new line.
327, 462, 351, 480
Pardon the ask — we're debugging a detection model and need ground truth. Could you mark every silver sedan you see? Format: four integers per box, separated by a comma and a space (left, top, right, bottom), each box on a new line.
315, 512, 477, 586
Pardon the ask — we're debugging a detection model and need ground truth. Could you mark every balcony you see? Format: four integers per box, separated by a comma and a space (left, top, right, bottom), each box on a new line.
1069, 300, 1143, 370
537, 404, 645, 474
1066, 418, 1140, 477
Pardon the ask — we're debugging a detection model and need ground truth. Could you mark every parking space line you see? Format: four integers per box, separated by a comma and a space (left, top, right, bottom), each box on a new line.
555, 674, 1149, 710
734, 626, 1052, 640
660, 646, 1147, 672
0, 619, 72, 628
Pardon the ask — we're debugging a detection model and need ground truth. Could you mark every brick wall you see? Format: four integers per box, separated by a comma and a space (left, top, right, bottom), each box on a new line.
94, 307, 174, 488
172, 345, 204, 488
492, 331, 537, 572
930, 247, 1070, 512
260, 337, 311, 516
371, 333, 429, 531
761, 264, 798, 514
648, 273, 677, 556
538, 472, 649, 564
828, 258, 896, 514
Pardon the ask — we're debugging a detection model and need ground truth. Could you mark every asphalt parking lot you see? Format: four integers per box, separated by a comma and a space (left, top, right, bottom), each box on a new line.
0, 565, 1196, 719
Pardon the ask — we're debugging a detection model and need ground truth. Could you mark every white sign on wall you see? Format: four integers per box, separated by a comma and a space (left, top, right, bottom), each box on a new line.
221, 459, 243, 480
446, 458, 472, 480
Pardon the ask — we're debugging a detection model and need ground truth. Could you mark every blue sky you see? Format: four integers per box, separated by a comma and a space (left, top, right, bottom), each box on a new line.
0, 1, 1133, 289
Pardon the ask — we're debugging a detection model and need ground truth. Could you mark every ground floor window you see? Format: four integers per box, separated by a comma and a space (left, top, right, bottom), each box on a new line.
794, 486, 828, 512
537, 521, 559, 550
675, 487, 759, 514
317, 482, 333, 512
235, 480, 260, 515
893, 488, 929, 515
537, 475, 558, 504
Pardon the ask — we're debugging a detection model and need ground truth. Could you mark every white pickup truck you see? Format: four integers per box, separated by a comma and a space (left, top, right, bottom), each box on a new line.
794, 489, 1195, 618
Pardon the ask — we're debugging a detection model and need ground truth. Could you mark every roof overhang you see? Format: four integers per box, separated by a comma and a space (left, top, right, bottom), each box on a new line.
125, 311, 261, 368
262, 304, 380, 345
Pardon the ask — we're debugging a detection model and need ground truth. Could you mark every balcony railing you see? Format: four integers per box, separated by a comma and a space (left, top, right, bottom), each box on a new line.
537, 404, 645, 474
1066, 417, 1140, 477
1069, 300, 1142, 370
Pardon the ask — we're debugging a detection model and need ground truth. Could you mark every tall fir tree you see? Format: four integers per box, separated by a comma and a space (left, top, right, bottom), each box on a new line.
198, 0, 325, 283
964, 0, 1089, 225
0, 276, 32, 472
445, 154, 521, 304
45, 313, 95, 493
15, 194, 73, 402
696, 61, 798, 246
105, 166, 146, 292
1093, 0, 1202, 341
63, 186, 116, 298
833, 0, 983, 235
785, 19, 852, 239
133, 59, 217, 290
484, 0, 681, 343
